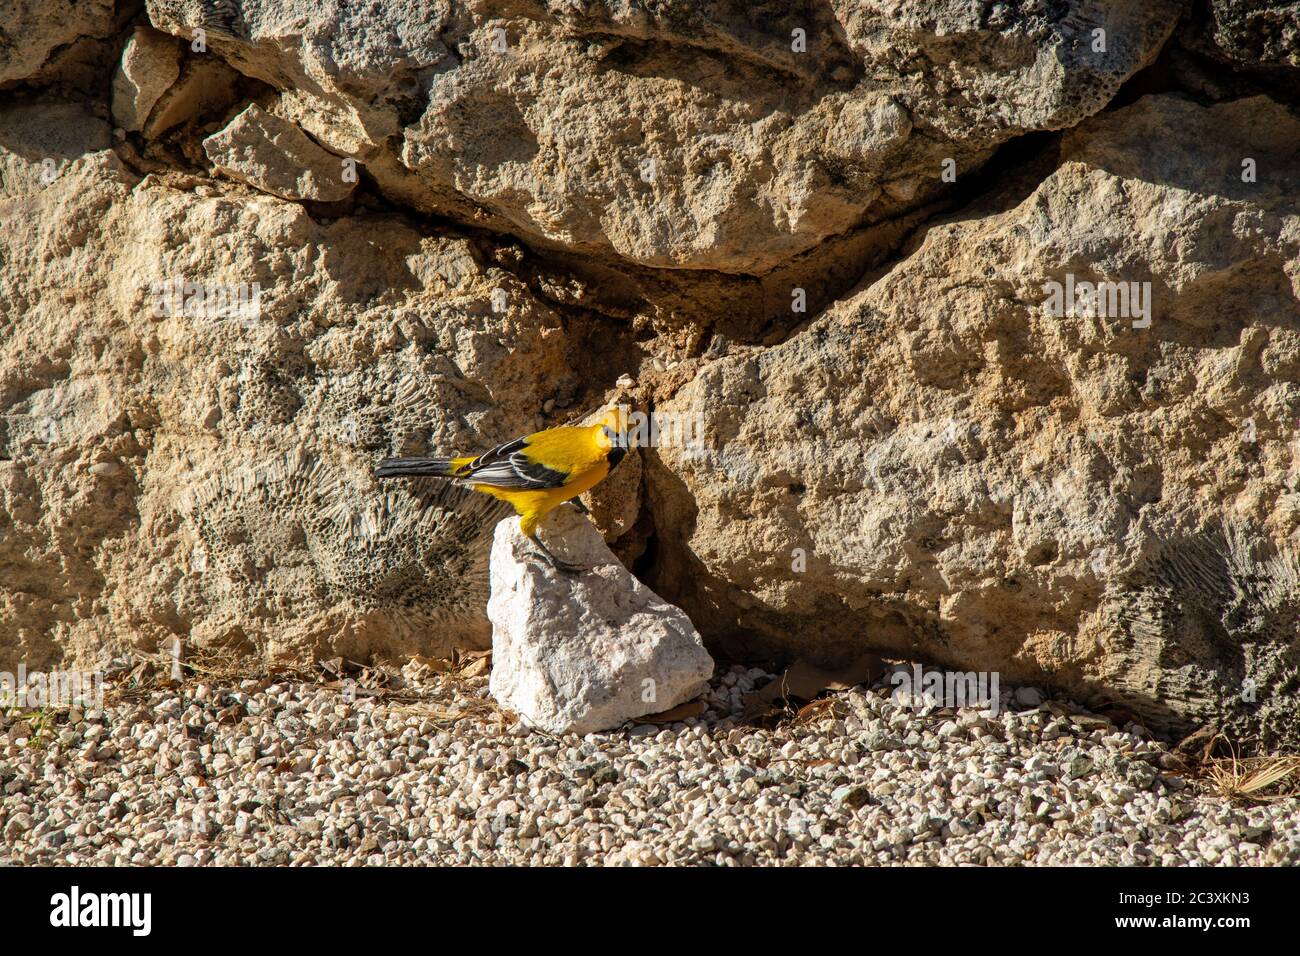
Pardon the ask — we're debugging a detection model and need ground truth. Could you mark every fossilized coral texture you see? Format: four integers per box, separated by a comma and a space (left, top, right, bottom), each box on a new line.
0, 94, 572, 667
2, 0, 1300, 742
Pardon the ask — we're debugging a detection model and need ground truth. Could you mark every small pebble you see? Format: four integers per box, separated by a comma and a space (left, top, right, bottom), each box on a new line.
0, 665, 1292, 867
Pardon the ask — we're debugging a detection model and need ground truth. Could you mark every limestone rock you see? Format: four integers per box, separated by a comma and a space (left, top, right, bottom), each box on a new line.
143, 0, 1181, 273
0, 96, 578, 670
487, 509, 713, 735
5, 0, 1300, 749
576, 403, 642, 543
1201, 0, 1300, 69
144, 57, 242, 138
650, 93, 1300, 745
203, 104, 355, 202
0, 0, 118, 87
111, 27, 182, 132
583, 446, 642, 544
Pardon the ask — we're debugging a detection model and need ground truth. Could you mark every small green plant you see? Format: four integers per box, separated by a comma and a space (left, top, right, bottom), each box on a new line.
3, 706, 57, 749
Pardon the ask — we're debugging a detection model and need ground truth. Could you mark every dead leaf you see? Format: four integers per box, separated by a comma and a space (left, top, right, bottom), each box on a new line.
407, 654, 452, 674
448, 648, 492, 677
742, 653, 884, 719
1176, 722, 1221, 759
795, 697, 844, 723
1070, 714, 1112, 731
641, 698, 707, 723
459, 655, 491, 677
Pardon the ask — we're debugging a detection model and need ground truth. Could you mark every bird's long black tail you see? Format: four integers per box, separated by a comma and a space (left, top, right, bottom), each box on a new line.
375, 456, 462, 479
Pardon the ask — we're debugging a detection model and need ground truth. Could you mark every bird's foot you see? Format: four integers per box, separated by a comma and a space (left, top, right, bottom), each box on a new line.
527, 551, 587, 575
549, 555, 588, 575
568, 498, 590, 516
528, 536, 587, 575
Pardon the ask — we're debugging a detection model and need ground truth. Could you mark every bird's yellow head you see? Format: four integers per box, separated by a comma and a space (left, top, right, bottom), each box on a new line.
592, 407, 625, 444
594, 407, 630, 469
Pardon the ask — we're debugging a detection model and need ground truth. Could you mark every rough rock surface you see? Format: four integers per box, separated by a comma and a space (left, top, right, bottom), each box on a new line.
1200, 0, 1300, 69
111, 27, 183, 133
0, 0, 120, 88
142, 0, 1181, 274
488, 510, 713, 734
0, 96, 599, 671
3, 0, 1300, 746
650, 93, 1300, 746
203, 104, 356, 202
140, 55, 242, 139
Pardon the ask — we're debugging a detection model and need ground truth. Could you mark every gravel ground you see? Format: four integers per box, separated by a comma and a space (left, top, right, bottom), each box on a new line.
2, 663, 1297, 866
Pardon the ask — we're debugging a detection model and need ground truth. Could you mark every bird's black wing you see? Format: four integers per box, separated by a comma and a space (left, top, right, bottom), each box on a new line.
460, 437, 570, 489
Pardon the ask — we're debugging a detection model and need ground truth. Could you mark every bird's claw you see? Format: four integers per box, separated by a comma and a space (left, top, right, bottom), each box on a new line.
528, 551, 586, 575
528, 537, 587, 575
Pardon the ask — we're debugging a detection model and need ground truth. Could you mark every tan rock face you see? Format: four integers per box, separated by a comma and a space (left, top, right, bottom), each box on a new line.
142, 0, 1181, 274
144, 56, 242, 139
3, 1, 1299, 745
0, 97, 580, 670
651, 94, 1300, 744
0, 0, 119, 87
203, 104, 356, 202
112, 27, 183, 133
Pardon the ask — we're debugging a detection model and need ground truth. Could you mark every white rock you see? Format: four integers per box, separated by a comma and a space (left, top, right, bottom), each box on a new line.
487, 509, 713, 735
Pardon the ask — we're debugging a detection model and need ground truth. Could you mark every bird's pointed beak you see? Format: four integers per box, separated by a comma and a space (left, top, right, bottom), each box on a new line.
599, 407, 625, 432
596, 407, 628, 448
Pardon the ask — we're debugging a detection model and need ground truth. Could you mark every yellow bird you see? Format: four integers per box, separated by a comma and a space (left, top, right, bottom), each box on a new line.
375, 410, 627, 573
